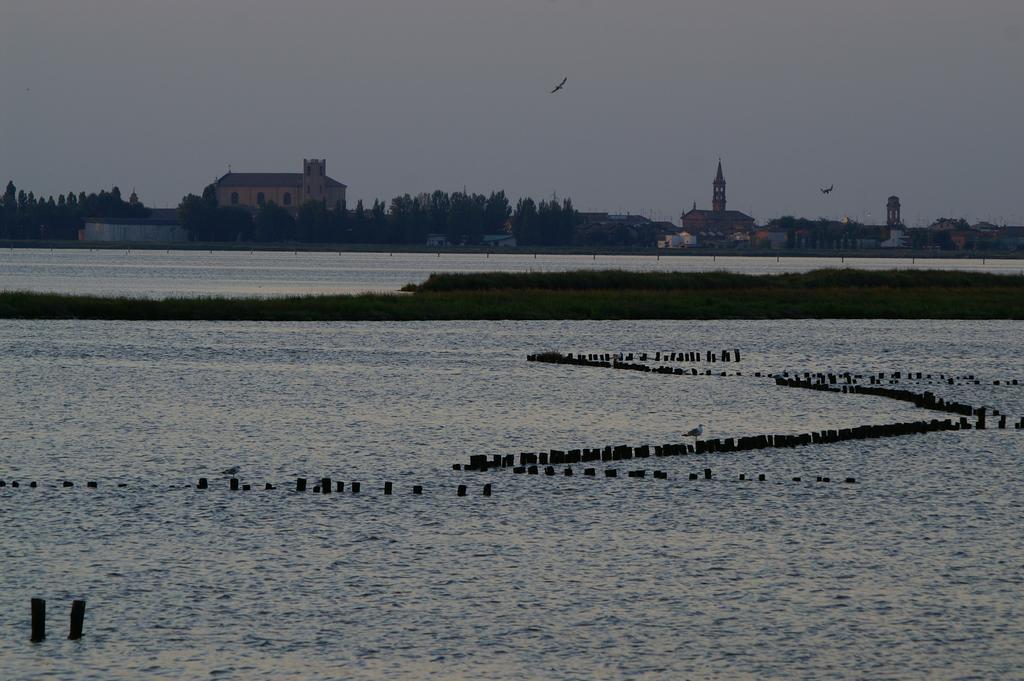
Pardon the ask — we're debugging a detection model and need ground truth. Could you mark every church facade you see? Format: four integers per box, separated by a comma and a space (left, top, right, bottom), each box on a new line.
214, 159, 347, 211
680, 161, 756, 236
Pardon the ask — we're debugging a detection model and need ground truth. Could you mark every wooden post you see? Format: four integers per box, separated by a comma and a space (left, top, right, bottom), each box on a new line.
384, 481, 393, 495
296, 478, 307, 492
350, 482, 360, 494
31, 598, 45, 642
413, 485, 423, 494
229, 478, 239, 491
321, 477, 331, 494
704, 468, 712, 480
457, 484, 467, 496
483, 483, 492, 496
68, 600, 86, 640
197, 478, 208, 489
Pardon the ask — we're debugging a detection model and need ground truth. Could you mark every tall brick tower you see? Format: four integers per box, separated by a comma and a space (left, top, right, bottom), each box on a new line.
302, 158, 327, 203
887, 196, 901, 226
712, 159, 726, 213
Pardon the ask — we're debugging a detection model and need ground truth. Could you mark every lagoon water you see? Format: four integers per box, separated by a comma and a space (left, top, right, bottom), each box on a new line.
1, 248, 1023, 297
1, 318, 1022, 679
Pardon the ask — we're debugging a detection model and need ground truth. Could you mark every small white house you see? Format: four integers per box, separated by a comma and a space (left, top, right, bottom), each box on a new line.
658, 231, 697, 249
482, 233, 517, 248
880, 227, 909, 248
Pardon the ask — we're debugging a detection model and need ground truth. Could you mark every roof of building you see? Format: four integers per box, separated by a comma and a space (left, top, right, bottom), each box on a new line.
85, 208, 181, 226
682, 208, 755, 222
215, 172, 346, 189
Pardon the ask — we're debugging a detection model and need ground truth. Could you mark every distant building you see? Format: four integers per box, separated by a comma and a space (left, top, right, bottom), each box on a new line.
80, 208, 188, 242
680, 161, 756, 237
214, 159, 347, 211
482, 233, 517, 247
658, 231, 697, 248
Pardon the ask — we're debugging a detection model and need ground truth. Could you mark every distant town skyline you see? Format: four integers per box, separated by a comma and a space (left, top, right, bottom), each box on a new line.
2, 0, 1023, 226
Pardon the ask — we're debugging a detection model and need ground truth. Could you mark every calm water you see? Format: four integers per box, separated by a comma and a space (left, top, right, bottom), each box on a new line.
1, 319, 1022, 679
2, 248, 1023, 297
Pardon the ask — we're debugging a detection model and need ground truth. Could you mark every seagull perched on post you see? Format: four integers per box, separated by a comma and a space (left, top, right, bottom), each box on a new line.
550, 77, 567, 94
685, 424, 705, 437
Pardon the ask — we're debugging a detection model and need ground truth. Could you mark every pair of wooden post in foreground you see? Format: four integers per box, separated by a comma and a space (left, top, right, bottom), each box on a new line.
30, 598, 86, 642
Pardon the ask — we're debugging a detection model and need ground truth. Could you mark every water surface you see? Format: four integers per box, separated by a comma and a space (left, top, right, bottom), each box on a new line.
1, 319, 1021, 679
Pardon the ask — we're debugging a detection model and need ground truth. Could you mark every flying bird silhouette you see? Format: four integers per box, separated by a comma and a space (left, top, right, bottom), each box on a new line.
550, 77, 567, 94
821, 185, 834, 195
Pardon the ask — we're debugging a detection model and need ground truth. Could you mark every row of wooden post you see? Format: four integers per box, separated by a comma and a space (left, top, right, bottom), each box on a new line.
532, 349, 743, 364
30, 598, 86, 642
196, 478, 491, 496
0, 481, 126, 489
505, 465, 853, 483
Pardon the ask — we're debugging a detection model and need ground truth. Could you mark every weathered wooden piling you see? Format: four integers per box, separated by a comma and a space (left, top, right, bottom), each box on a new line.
758, 474, 766, 481
296, 478, 307, 492
544, 466, 555, 476
335, 481, 344, 492
584, 468, 596, 476
62, 481, 73, 488
653, 471, 667, 479
513, 466, 525, 474
384, 481, 393, 495
739, 474, 746, 480
229, 478, 239, 491
792, 477, 801, 482
564, 468, 573, 476
627, 470, 646, 478
689, 473, 699, 480
528, 465, 538, 474
351, 482, 361, 494
413, 485, 423, 494
704, 468, 712, 480
265, 483, 275, 490
68, 600, 86, 640
483, 483, 492, 496
242, 484, 251, 491
87, 481, 97, 489
197, 478, 208, 490
31, 598, 45, 642
457, 484, 467, 496
321, 477, 331, 494
605, 469, 618, 477
845, 477, 857, 483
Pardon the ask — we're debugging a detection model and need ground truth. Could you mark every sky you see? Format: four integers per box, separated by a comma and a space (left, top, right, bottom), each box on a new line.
2, 0, 1022, 226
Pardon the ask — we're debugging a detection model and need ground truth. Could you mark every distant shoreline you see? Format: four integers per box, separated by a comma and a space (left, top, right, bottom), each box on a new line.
2, 239, 1023, 259
3, 270, 1023, 321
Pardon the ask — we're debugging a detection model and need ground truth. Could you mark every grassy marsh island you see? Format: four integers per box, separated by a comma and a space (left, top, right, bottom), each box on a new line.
3, 269, 1024, 321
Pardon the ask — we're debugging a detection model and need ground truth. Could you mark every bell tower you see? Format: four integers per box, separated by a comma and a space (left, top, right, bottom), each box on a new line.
887, 195, 901, 226
712, 159, 726, 213
302, 158, 327, 203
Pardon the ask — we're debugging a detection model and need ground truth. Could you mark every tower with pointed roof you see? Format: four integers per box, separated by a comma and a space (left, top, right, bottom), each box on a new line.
712, 160, 726, 212
679, 160, 755, 243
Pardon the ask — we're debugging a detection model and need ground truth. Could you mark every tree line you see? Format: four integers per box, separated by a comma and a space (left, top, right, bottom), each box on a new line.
179, 185, 581, 246
0, 181, 149, 240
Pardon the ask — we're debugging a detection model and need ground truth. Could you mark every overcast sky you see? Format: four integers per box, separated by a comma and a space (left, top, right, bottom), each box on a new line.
2, 0, 1022, 226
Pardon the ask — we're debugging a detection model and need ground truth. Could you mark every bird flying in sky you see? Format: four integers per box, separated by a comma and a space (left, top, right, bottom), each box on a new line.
550, 77, 567, 94
821, 185, 834, 195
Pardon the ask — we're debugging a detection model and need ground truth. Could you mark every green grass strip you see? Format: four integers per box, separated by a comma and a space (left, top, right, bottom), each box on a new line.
3, 269, 1024, 320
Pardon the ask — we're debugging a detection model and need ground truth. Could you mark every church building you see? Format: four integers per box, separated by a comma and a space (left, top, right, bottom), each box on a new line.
680, 161, 756, 235
214, 159, 347, 211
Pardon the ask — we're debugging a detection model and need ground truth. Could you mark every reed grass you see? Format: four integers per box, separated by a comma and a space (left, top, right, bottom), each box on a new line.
3, 269, 1023, 320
